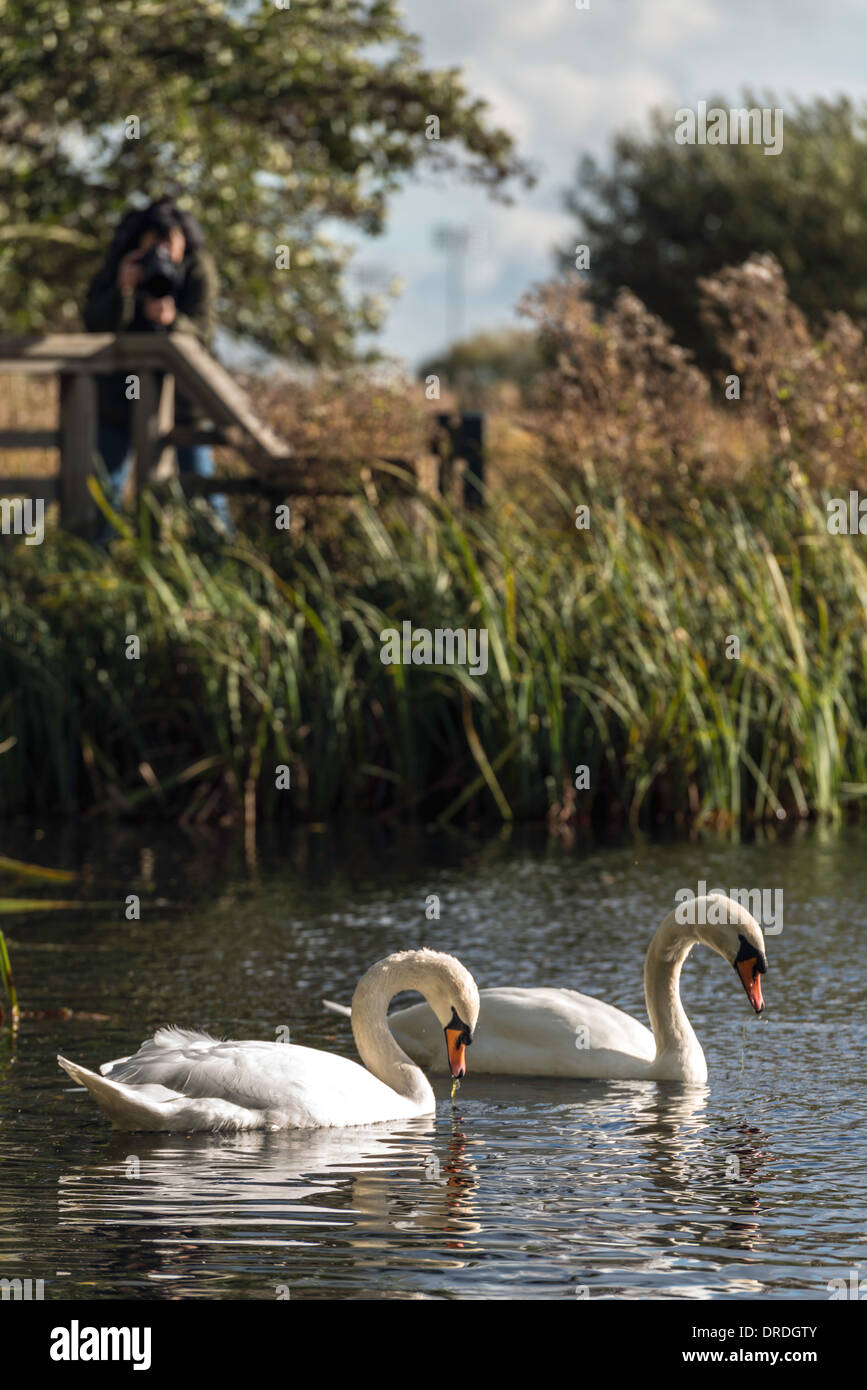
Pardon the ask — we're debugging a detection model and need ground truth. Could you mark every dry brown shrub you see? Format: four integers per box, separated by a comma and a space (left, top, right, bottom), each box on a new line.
517, 277, 729, 512
699, 254, 867, 485
509, 254, 867, 515
243, 370, 429, 464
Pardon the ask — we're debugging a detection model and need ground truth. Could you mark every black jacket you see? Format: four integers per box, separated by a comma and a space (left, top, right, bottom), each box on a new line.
83, 250, 219, 429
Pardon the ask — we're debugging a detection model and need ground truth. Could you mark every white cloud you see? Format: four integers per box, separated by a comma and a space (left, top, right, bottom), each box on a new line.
629, 0, 722, 50
516, 64, 675, 156
500, 0, 575, 42
465, 257, 503, 294
491, 202, 573, 257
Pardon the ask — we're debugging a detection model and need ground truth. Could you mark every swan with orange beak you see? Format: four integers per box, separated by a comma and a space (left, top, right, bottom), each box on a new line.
324, 895, 769, 1084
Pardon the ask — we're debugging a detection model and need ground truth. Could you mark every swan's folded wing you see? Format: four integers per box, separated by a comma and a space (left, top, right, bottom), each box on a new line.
486, 987, 657, 1075
389, 987, 656, 1077
100, 1028, 372, 1112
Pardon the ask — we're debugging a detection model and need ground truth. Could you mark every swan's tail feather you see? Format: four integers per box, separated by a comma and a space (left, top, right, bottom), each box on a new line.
57, 1055, 170, 1131
322, 999, 352, 1018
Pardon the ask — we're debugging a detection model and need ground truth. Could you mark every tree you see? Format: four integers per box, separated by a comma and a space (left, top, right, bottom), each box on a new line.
0, 0, 530, 359
418, 327, 544, 401
565, 94, 867, 362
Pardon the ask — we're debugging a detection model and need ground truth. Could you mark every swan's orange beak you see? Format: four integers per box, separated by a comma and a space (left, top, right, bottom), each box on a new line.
444, 1010, 472, 1078
445, 1025, 467, 1079
736, 957, 765, 1013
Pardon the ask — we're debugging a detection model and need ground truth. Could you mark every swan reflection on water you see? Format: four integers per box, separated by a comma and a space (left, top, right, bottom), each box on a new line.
47, 1070, 805, 1299
55, 1104, 485, 1291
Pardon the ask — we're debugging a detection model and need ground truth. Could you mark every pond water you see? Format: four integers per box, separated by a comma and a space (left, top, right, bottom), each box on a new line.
1, 822, 865, 1300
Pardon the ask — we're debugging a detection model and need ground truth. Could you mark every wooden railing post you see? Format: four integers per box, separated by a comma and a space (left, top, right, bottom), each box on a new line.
434, 411, 485, 507
130, 370, 161, 509
59, 372, 97, 534
156, 373, 176, 475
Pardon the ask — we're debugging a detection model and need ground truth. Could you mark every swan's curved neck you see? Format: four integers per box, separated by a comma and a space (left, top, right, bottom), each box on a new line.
351, 959, 436, 1108
643, 912, 705, 1077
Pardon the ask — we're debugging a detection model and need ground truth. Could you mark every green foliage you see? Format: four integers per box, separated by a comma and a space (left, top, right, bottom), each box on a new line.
1, 471, 866, 829
418, 328, 545, 402
568, 94, 867, 363
0, 0, 529, 358
0, 926, 18, 1031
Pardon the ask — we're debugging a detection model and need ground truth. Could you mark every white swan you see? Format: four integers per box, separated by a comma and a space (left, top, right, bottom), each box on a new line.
57, 949, 479, 1132
324, 895, 767, 1084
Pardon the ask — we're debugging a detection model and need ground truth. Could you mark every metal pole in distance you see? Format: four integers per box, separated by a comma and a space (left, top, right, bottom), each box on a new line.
433, 225, 470, 347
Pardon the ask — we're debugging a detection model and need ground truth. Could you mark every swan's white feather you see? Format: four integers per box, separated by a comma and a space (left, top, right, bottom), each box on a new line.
384, 987, 656, 1078
60, 1031, 425, 1131
322, 999, 352, 1019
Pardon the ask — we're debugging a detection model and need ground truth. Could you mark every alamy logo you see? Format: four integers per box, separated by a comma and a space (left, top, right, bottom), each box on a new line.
828, 1269, 867, 1299
0, 497, 44, 545
674, 101, 783, 156
675, 881, 783, 934
50, 1320, 152, 1371
380, 621, 488, 676
0, 1276, 44, 1299
827, 491, 867, 534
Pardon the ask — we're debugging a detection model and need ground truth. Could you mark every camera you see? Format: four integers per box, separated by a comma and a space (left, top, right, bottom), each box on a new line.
136, 244, 183, 300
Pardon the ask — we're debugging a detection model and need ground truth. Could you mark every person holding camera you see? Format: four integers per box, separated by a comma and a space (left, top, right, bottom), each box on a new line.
83, 198, 229, 532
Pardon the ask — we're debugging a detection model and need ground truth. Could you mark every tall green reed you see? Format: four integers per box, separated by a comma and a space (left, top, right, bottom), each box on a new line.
1, 468, 865, 828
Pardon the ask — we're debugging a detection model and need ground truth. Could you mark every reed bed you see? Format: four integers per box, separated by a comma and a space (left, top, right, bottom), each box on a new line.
1, 462, 865, 829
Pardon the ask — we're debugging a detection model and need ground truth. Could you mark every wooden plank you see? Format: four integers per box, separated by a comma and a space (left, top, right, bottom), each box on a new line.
0, 334, 290, 468
166, 476, 290, 495
130, 371, 161, 507
0, 334, 173, 373
165, 336, 289, 457
104, 334, 183, 371
58, 374, 97, 532
0, 359, 72, 375
165, 456, 418, 498
155, 372, 175, 474
0, 476, 58, 499
0, 430, 60, 448
0, 333, 116, 360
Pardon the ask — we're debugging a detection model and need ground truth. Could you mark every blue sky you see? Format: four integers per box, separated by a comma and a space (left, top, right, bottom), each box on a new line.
354, 0, 867, 369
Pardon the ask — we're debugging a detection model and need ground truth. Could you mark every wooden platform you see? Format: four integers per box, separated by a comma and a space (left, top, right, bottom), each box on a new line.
0, 333, 299, 530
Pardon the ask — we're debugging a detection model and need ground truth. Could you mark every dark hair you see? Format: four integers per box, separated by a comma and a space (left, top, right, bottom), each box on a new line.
104, 198, 205, 275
